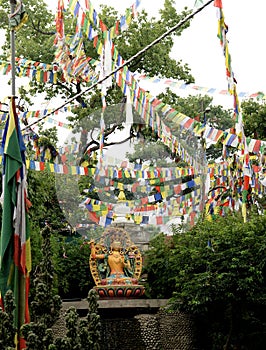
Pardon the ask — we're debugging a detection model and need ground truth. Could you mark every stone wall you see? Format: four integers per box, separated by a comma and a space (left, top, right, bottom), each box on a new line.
157, 309, 196, 350
53, 300, 197, 350
135, 314, 162, 349
100, 317, 146, 349
99, 311, 196, 350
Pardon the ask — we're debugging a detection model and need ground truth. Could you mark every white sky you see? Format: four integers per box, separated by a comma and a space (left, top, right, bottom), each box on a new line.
1, 0, 264, 112
42, 0, 266, 109
1, 1, 265, 108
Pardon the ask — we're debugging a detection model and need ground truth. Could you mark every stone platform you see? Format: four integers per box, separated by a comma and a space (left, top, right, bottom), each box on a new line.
56, 299, 195, 349
62, 298, 169, 317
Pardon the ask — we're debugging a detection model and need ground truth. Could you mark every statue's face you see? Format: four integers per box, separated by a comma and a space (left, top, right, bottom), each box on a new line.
111, 241, 122, 251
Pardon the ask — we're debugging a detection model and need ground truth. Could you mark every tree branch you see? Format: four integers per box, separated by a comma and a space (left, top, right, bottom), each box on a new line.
78, 131, 136, 165
55, 80, 88, 107
29, 18, 55, 35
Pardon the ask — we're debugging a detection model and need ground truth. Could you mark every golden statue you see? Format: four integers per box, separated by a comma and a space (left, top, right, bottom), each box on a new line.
89, 227, 145, 298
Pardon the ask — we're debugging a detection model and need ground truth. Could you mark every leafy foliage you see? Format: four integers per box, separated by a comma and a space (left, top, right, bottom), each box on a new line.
241, 99, 266, 140
51, 289, 101, 350
170, 213, 266, 311
145, 212, 266, 349
156, 89, 234, 161
127, 139, 177, 166
26, 168, 66, 270
20, 225, 101, 349
29, 224, 62, 328
0, 290, 16, 350
113, 0, 194, 81
21, 224, 62, 349
143, 233, 177, 298
27, 169, 63, 226
52, 234, 94, 299
0, 0, 55, 64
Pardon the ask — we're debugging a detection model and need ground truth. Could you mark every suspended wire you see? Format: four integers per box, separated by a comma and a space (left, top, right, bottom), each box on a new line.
22, 0, 214, 131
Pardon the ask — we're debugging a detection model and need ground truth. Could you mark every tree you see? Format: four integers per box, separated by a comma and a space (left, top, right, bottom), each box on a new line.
143, 232, 177, 299
21, 224, 62, 349
144, 212, 266, 349
20, 220, 101, 349
0, 290, 17, 350
127, 139, 178, 167
26, 168, 66, 268
156, 89, 234, 161
240, 99, 266, 140
0, 0, 194, 154
51, 289, 101, 350
53, 234, 95, 299
0, 0, 203, 229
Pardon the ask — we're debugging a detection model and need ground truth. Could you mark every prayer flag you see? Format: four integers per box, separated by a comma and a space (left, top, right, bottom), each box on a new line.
55, 0, 65, 43
214, 0, 223, 8
0, 97, 31, 349
9, 1, 28, 31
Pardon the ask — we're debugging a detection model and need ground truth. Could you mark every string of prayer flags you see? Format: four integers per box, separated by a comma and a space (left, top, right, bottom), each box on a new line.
9, 156, 261, 200
88, 177, 201, 207
64, 0, 256, 173
19, 105, 73, 120
135, 73, 266, 101
67, 0, 141, 44
0, 58, 58, 84
81, 186, 201, 225
0, 106, 72, 130
15, 57, 55, 71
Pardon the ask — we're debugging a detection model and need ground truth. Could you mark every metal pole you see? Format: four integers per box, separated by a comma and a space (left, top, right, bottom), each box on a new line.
9, 0, 16, 97
201, 107, 210, 215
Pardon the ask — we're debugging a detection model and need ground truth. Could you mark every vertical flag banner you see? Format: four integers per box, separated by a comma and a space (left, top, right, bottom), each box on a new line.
0, 97, 31, 349
214, 0, 251, 222
8, 1, 28, 31
54, 0, 65, 45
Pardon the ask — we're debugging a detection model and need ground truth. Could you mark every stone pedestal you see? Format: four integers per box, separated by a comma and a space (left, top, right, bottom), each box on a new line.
53, 299, 196, 350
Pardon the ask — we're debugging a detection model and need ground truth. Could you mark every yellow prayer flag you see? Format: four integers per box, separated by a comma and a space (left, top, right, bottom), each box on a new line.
71, 166, 77, 175
93, 204, 100, 211
117, 182, 124, 190
101, 209, 108, 216
134, 215, 142, 224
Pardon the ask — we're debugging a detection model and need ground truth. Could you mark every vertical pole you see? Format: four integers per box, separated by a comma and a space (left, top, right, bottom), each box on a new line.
9, 0, 16, 97
200, 107, 210, 216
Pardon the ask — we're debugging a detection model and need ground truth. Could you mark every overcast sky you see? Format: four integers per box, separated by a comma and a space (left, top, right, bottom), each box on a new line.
43, 0, 266, 109
2, 0, 264, 109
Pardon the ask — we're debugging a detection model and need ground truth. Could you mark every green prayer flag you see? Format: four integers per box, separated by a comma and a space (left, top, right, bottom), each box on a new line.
0, 98, 31, 349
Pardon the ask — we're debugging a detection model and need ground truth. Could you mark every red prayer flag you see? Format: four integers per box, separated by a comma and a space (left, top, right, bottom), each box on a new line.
214, 0, 223, 8
156, 216, 163, 225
